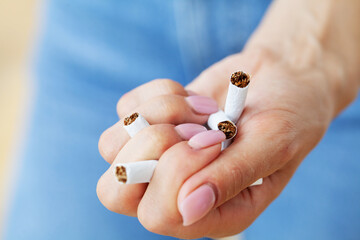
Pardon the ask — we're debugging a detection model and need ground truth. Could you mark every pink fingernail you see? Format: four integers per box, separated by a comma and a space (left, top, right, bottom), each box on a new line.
179, 184, 215, 226
188, 130, 226, 149
175, 123, 207, 140
185, 96, 218, 115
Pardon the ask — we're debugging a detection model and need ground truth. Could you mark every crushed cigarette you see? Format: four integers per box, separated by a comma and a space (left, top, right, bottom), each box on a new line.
224, 71, 250, 123
230, 71, 250, 88
249, 178, 263, 186
115, 160, 158, 184
208, 110, 237, 140
123, 112, 150, 137
218, 121, 237, 139
124, 112, 139, 126
115, 165, 127, 183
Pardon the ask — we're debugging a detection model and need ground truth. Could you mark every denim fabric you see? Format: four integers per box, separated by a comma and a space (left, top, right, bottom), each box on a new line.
3, 0, 360, 239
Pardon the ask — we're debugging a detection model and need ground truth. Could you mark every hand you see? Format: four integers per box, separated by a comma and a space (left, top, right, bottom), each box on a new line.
97, 46, 336, 238
97, 79, 221, 216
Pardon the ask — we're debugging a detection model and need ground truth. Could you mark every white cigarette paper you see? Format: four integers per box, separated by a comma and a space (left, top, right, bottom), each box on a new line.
221, 139, 231, 150
207, 110, 237, 140
123, 112, 149, 137
115, 160, 158, 184
249, 178, 263, 186
224, 71, 250, 123
116, 112, 154, 184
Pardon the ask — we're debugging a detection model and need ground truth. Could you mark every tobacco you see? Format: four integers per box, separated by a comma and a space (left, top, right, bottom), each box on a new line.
230, 71, 250, 88
115, 166, 127, 183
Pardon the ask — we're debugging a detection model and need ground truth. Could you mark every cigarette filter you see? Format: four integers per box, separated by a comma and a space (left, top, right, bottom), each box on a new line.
115, 160, 158, 184
207, 110, 237, 140
224, 71, 250, 123
123, 112, 150, 137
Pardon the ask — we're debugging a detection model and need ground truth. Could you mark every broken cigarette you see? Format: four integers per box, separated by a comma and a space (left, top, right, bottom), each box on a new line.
115, 160, 158, 184
123, 112, 150, 137
224, 71, 250, 124
208, 108, 263, 186
207, 110, 237, 150
250, 178, 263, 186
207, 110, 237, 140
115, 112, 156, 184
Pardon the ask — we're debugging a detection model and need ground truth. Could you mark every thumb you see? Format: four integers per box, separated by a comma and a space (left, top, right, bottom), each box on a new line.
178, 110, 299, 222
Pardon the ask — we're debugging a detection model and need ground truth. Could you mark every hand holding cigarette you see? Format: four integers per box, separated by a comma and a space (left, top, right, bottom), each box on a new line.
97, 47, 337, 238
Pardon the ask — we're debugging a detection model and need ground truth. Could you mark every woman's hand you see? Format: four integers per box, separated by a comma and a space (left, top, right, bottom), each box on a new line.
96, 48, 338, 238
97, 0, 360, 237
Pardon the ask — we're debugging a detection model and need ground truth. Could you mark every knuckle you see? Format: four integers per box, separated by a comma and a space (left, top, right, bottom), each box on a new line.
98, 129, 113, 162
151, 79, 186, 95
96, 177, 118, 213
138, 201, 178, 236
137, 204, 165, 235
139, 124, 180, 153
117, 93, 131, 117
155, 95, 186, 123
258, 109, 300, 167
273, 117, 299, 166
96, 174, 139, 216
228, 162, 247, 198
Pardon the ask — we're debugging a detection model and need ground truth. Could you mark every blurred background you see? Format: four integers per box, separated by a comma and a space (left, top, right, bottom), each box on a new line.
0, 0, 37, 234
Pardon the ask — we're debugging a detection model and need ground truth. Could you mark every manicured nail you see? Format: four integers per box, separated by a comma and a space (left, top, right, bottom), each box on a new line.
175, 123, 207, 140
188, 130, 226, 149
185, 96, 218, 115
179, 184, 216, 226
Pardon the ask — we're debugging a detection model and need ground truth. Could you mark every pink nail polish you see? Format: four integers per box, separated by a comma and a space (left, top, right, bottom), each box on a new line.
179, 184, 216, 226
175, 123, 207, 140
188, 130, 226, 149
185, 96, 218, 115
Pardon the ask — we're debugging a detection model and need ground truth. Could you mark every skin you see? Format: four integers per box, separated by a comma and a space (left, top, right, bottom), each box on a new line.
97, 0, 360, 238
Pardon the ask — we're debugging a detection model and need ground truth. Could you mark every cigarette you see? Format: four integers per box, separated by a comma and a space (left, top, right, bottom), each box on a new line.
224, 71, 250, 123
114, 160, 158, 184
221, 139, 232, 150
115, 112, 154, 184
207, 110, 237, 140
123, 112, 150, 137
249, 178, 263, 186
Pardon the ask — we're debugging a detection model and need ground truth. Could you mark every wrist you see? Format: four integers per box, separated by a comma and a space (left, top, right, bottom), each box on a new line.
243, 0, 360, 118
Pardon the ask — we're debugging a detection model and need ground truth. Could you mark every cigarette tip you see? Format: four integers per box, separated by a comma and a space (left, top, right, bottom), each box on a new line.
124, 112, 139, 126
218, 120, 237, 139
230, 71, 250, 88
115, 165, 127, 184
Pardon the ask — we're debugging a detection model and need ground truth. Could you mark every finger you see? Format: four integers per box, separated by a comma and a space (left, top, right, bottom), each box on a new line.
137, 139, 300, 238
98, 121, 127, 163
202, 156, 302, 238
97, 123, 209, 216
117, 79, 187, 117
136, 131, 225, 236
97, 124, 182, 216
177, 110, 300, 224
99, 95, 218, 163
131, 95, 218, 124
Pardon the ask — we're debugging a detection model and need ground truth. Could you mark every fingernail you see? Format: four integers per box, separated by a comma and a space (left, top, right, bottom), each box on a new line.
188, 130, 226, 149
179, 184, 216, 226
175, 123, 207, 140
185, 96, 218, 115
